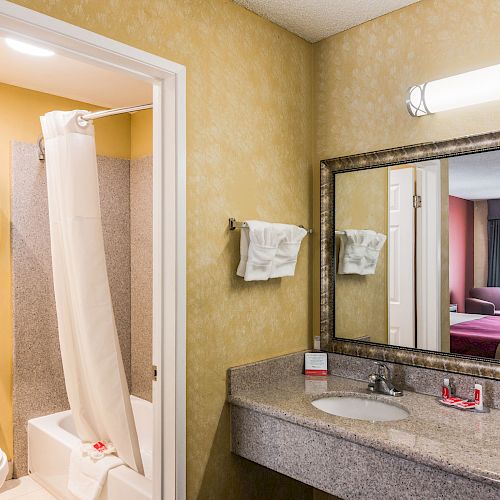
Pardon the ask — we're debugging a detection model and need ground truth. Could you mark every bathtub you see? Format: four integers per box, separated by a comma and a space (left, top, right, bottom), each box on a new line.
28, 396, 152, 499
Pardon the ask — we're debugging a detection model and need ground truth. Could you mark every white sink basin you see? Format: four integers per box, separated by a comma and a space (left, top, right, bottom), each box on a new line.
312, 396, 409, 422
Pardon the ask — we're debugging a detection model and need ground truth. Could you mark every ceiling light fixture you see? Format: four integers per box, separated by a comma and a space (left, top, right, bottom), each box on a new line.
5, 37, 55, 57
407, 64, 500, 116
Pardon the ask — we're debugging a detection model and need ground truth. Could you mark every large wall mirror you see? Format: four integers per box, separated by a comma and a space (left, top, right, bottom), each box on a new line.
320, 132, 500, 378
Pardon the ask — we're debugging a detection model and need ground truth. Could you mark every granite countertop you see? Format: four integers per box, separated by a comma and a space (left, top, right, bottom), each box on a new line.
228, 374, 500, 488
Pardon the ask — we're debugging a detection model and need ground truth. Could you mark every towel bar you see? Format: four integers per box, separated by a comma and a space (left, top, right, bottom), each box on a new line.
229, 218, 312, 234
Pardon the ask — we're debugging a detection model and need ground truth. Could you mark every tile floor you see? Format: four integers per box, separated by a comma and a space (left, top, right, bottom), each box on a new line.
0, 476, 56, 499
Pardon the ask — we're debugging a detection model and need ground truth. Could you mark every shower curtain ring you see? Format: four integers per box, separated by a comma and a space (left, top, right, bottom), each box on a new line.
76, 112, 90, 128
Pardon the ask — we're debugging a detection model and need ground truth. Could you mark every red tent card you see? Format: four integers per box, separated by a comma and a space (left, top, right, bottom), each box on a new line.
304, 352, 328, 376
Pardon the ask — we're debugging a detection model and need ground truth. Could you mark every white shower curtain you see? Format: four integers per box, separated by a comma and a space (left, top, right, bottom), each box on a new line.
41, 110, 143, 474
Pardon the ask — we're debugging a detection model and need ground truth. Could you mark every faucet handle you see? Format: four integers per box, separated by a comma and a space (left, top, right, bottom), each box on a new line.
375, 361, 389, 379
367, 373, 377, 387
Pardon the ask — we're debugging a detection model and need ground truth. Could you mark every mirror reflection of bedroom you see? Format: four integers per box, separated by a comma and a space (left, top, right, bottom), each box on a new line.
334, 150, 500, 361
449, 151, 500, 360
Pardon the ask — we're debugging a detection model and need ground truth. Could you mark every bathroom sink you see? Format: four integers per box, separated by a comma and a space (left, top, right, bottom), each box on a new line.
312, 395, 409, 422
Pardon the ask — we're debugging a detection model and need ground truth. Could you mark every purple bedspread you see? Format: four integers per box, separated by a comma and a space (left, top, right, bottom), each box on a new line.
451, 315, 500, 358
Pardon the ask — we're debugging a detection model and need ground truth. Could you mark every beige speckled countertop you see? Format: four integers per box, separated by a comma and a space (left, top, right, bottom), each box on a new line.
228, 373, 500, 488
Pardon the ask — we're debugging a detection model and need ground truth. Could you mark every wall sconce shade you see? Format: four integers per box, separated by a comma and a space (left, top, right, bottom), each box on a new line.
407, 64, 500, 116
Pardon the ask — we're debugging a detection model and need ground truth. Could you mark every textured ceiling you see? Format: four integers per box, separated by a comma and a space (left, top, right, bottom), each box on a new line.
0, 38, 151, 108
234, 0, 421, 42
449, 151, 500, 201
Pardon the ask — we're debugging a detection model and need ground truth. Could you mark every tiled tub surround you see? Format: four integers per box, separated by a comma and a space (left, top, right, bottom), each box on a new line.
228, 352, 500, 500
11, 142, 154, 475
11, 143, 131, 476
130, 155, 153, 402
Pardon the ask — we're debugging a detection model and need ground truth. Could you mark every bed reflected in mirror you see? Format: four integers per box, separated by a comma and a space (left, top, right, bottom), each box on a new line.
449, 151, 500, 360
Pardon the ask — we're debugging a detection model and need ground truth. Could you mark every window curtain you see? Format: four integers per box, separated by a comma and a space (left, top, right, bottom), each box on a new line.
487, 199, 500, 287
40, 110, 143, 474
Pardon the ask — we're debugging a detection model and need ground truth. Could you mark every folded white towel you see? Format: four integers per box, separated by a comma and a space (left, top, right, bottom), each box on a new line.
363, 231, 387, 274
236, 220, 285, 281
338, 230, 386, 275
68, 446, 124, 500
270, 224, 307, 278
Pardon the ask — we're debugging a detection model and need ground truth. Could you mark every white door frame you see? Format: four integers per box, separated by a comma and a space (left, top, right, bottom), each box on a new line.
388, 167, 415, 348
0, 3, 186, 499
416, 160, 441, 352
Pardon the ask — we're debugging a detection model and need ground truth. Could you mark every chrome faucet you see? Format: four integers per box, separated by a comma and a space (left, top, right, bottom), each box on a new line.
368, 362, 403, 397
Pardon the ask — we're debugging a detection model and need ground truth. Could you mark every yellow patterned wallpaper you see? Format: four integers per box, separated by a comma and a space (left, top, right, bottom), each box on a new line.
312, 0, 500, 337
8, 0, 500, 497
9, 1, 313, 497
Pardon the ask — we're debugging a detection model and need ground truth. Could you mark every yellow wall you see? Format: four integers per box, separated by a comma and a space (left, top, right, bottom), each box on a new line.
131, 109, 152, 159
9, 1, 314, 497
313, 0, 500, 338
335, 168, 388, 344
0, 82, 131, 460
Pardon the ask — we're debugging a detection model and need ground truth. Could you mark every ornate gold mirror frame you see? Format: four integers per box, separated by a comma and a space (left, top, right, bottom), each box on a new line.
320, 131, 500, 379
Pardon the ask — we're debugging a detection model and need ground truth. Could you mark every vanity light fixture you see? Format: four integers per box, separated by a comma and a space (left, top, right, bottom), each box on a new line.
407, 64, 500, 116
5, 37, 54, 57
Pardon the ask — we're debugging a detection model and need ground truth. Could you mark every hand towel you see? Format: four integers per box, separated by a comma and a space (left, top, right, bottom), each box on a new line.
270, 224, 307, 278
68, 446, 124, 500
236, 220, 284, 281
338, 230, 386, 275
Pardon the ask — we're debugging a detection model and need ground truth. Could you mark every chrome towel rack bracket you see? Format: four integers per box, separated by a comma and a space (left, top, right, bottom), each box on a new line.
228, 218, 312, 234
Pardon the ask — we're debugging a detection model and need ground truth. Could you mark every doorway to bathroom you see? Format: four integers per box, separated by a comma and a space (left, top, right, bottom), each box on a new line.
0, 3, 186, 499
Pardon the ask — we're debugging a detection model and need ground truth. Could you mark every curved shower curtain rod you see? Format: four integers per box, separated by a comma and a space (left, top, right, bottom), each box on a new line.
80, 103, 152, 122
37, 103, 153, 161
